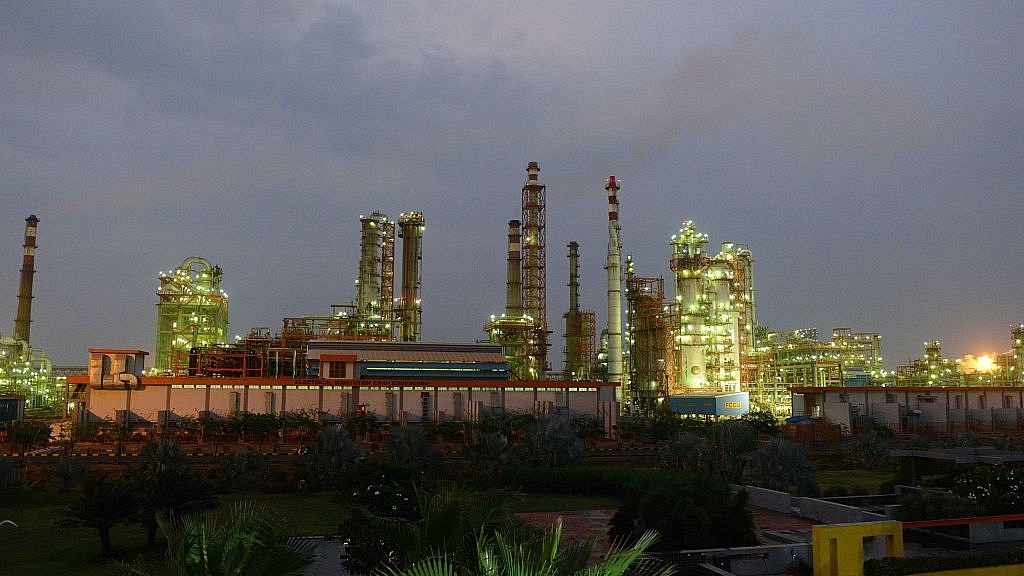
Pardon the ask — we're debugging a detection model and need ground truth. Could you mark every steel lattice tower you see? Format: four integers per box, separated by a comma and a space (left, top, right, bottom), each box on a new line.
521, 162, 548, 376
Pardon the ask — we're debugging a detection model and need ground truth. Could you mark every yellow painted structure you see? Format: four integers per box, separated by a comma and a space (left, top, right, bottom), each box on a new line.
812, 521, 903, 576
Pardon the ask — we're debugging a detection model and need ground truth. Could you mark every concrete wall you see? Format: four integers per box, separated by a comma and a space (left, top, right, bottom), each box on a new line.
734, 485, 791, 514
84, 383, 606, 424
795, 496, 885, 524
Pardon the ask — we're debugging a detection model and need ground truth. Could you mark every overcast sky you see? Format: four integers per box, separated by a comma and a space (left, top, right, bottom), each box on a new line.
2, 2, 1022, 370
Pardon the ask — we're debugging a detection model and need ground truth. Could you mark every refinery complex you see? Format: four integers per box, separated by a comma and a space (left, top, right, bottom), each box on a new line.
1, 164, 1023, 431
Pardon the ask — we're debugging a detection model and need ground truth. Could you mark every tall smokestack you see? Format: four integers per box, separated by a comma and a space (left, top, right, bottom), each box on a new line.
605, 177, 623, 387
565, 241, 583, 379
505, 220, 523, 317
14, 215, 39, 345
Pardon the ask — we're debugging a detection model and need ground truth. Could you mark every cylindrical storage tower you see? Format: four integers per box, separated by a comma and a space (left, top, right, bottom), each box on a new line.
357, 212, 390, 319
13, 215, 39, 347
398, 212, 425, 342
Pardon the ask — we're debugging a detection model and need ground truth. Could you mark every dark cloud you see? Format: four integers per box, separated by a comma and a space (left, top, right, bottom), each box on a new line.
0, 2, 1021, 369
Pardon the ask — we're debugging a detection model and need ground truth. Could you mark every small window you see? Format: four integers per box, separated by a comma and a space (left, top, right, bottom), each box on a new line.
1005, 395, 1013, 409
328, 362, 347, 379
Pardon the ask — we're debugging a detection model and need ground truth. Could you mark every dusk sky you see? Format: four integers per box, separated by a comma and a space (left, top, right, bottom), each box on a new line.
2, 2, 1022, 370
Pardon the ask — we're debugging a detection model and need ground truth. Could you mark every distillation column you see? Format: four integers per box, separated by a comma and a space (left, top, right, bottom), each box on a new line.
706, 247, 737, 391
670, 220, 708, 389
13, 215, 39, 349
356, 212, 393, 337
521, 162, 549, 376
605, 176, 624, 392
397, 212, 425, 342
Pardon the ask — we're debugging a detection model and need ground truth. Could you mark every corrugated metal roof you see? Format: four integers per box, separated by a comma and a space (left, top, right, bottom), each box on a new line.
308, 340, 506, 363
352, 350, 506, 363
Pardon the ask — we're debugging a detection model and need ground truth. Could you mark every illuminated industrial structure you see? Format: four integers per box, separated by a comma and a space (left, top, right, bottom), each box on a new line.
605, 176, 624, 393
484, 163, 550, 380
396, 212, 425, 342
562, 241, 596, 380
154, 257, 230, 371
616, 219, 757, 414
0, 215, 62, 418
624, 257, 672, 411
750, 327, 885, 414
894, 330, 1024, 388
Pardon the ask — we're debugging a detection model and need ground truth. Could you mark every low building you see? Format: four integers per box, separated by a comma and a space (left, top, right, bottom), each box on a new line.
791, 385, 1024, 434
67, 342, 619, 433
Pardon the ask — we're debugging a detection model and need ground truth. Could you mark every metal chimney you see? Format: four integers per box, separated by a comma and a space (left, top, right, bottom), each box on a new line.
14, 215, 39, 345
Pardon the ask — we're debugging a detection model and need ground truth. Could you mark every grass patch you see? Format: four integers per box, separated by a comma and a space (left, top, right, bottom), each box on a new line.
817, 469, 894, 495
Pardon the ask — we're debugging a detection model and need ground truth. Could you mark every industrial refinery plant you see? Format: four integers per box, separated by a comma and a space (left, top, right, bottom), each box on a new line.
2, 163, 1024, 435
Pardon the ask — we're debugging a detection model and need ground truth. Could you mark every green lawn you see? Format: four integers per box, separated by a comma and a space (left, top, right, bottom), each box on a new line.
816, 469, 894, 495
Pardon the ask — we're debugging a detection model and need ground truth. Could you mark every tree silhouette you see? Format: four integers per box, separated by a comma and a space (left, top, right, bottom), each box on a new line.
56, 475, 136, 555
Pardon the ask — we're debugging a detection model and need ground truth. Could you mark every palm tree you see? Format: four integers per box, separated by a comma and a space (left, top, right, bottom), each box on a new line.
366, 482, 517, 570
56, 475, 136, 555
157, 500, 317, 576
380, 520, 672, 576
127, 439, 218, 544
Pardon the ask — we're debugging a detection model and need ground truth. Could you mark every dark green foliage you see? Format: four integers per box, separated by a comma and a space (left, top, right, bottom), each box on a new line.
383, 425, 443, 476
850, 430, 892, 469
53, 457, 89, 491
337, 461, 421, 575
125, 439, 219, 545
364, 483, 519, 572
658, 432, 711, 474
742, 438, 819, 495
380, 518, 672, 576
706, 420, 758, 481
423, 420, 465, 443
951, 465, 1024, 515
570, 414, 605, 442
156, 501, 317, 576
56, 474, 137, 555
280, 408, 323, 446
461, 431, 518, 476
0, 455, 20, 491
226, 411, 282, 450
343, 412, 379, 441
476, 411, 537, 440
296, 424, 364, 490
216, 446, 270, 492
516, 416, 584, 468
607, 469, 756, 551
742, 410, 781, 437
865, 548, 1024, 576
8, 419, 51, 451
897, 488, 982, 521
